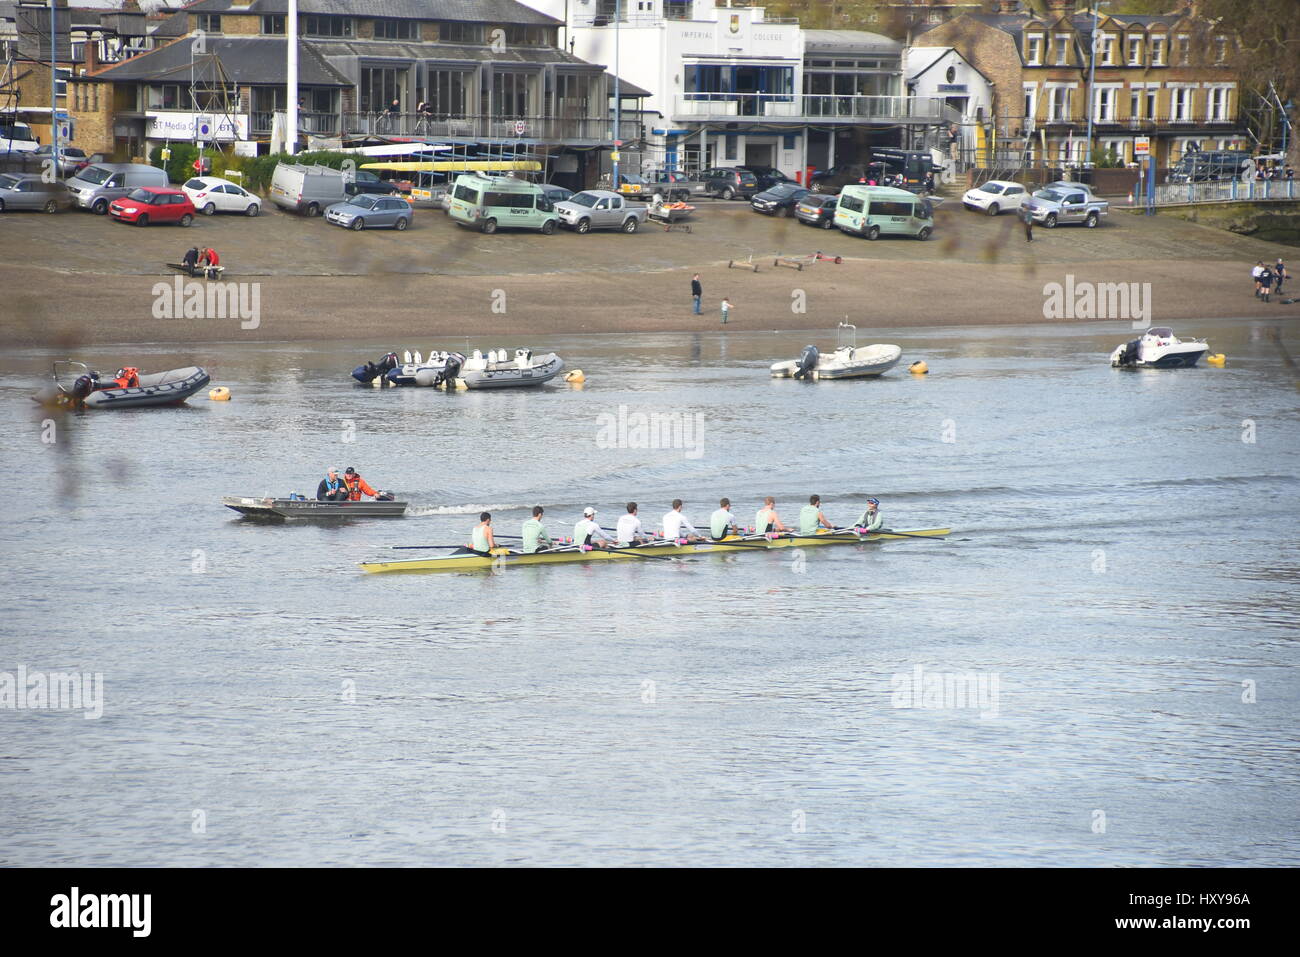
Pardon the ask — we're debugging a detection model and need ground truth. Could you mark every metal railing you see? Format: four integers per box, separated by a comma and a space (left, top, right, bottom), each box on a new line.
250, 110, 338, 135
673, 93, 945, 122
342, 112, 640, 142
1153, 178, 1296, 205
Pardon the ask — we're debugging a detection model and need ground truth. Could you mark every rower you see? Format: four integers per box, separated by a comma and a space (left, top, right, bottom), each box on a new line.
616, 502, 648, 546
799, 494, 835, 535
342, 466, 379, 501
574, 507, 613, 548
471, 512, 496, 553
316, 467, 348, 501
856, 497, 883, 532
662, 500, 702, 542
709, 498, 742, 540
755, 496, 788, 535
521, 505, 553, 553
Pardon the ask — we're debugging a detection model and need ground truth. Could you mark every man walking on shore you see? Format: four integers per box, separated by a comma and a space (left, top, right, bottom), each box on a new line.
691, 273, 703, 315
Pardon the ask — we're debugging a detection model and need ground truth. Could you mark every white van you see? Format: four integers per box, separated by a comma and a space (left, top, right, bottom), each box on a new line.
269, 162, 351, 216
0, 120, 40, 153
66, 162, 169, 214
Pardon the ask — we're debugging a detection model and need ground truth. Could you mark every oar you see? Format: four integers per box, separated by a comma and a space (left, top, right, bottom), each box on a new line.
391, 545, 498, 555
875, 528, 948, 540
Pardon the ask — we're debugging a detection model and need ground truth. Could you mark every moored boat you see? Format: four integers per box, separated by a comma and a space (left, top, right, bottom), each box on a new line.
33, 360, 211, 409
1110, 327, 1209, 368
224, 495, 408, 521
361, 527, 950, 573
458, 349, 564, 389
770, 323, 901, 380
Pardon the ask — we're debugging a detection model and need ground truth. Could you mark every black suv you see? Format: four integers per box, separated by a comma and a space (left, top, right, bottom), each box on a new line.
737, 165, 796, 192
809, 164, 881, 194
701, 167, 760, 200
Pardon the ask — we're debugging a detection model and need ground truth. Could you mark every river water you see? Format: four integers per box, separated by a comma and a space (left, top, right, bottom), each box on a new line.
2, 319, 1297, 866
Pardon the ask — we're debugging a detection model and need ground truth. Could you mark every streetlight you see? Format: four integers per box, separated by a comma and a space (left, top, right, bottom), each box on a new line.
612, 0, 621, 189
1084, 1, 1109, 169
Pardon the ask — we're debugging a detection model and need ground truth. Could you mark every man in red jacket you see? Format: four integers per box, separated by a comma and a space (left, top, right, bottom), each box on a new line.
343, 467, 379, 501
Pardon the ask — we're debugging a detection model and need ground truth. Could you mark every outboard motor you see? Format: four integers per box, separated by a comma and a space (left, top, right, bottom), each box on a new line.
1116, 339, 1141, 367
793, 345, 819, 380
437, 354, 463, 387
351, 352, 399, 383
69, 372, 98, 405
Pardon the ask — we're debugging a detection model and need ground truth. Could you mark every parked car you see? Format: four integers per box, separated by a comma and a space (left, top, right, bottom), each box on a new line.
539, 183, 574, 206
834, 185, 934, 241
794, 193, 838, 229
1044, 179, 1096, 194
737, 165, 796, 191
0, 120, 39, 153
750, 182, 810, 217
554, 189, 647, 233
67, 162, 169, 214
810, 164, 873, 193
701, 167, 760, 200
447, 173, 558, 234
269, 162, 350, 216
324, 193, 413, 230
616, 172, 655, 200
348, 169, 404, 196
182, 176, 261, 216
32, 144, 89, 176
1022, 186, 1108, 228
645, 171, 707, 201
108, 187, 196, 226
961, 179, 1029, 216
0, 172, 71, 213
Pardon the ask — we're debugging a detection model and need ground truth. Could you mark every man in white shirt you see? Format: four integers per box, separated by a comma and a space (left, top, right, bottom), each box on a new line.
662, 499, 702, 542
616, 502, 648, 545
574, 506, 613, 548
709, 498, 743, 539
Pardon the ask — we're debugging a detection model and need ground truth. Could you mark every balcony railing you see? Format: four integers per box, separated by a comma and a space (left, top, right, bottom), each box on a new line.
673, 93, 945, 123
250, 111, 339, 136
341, 112, 640, 142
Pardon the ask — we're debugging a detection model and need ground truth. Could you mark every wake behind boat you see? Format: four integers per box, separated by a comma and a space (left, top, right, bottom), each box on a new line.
362, 526, 950, 573
33, 360, 211, 409
771, 323, 901, 380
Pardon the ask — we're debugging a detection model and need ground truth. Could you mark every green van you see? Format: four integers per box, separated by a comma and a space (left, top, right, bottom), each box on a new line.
833, 185, 934, 241
447, 174, 559, 234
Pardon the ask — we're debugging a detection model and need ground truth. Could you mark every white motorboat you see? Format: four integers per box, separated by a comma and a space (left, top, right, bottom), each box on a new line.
770, 323, 902, 380
1110, 327, 1209, 368
457, 348, 565, 389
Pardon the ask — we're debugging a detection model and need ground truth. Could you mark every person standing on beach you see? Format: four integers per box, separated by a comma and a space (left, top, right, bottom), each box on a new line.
1020, 204, 1034, 243
691, 273, 702, 315
721, 297, 732, 324
1252, 261, 1265, 298
1274, 258, 1288, 297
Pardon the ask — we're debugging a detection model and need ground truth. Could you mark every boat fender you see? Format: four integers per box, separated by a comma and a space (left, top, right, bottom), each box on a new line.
909, 360, 929, 375
1206, 353, 1226, 367
413, 368, 439, 387
453, 378, 468, 391
564, 370, 585, 384
208, 386, 231, 401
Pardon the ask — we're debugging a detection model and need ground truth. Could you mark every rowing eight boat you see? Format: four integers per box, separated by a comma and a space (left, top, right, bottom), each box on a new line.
360, 527, 950, 573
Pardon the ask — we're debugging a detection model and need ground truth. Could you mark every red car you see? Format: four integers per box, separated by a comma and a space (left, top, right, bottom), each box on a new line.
109, 187, 196, 226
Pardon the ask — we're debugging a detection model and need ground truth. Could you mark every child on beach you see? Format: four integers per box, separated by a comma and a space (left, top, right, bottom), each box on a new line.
721, 298, 732, 324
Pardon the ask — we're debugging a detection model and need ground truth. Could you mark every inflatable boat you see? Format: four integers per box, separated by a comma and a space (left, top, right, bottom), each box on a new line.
770, 324, 901, 380
33, 361, 211, 409
458, 349, 565, 389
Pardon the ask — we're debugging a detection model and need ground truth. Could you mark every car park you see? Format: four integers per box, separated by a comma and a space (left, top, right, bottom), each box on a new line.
1022, 186, 1108, 228
834, 184, 934, 240
324, 194, 413, 231
108, 186, 195, 226
794, 193, 838, 229
447, 173, 559, 234
750, 182, 810, 217
554, 189, 646, 233
0, 172, 71, 213
182, 176, 261, 216
67, 162, 170, 214
32, 144, 89, 176
961, 180, 1028, 216
700, 167, 760, 200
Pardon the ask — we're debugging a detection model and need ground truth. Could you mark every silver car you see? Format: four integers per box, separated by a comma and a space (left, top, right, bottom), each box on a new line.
553, 189, 646, 233
0, 172, 70, 213
324, 193, 413, 230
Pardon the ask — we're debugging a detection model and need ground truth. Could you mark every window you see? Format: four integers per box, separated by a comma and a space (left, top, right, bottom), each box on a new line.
1023, 86, 1037, 125
262, 15, 284, 35
724, 137, 737, 160
1214, 36, 1227, 64
1130, 89, 1141, 119
453, 184, 478, 203
838, 194, 864, 213
375, 19, 419, 41
1047, 87, 1071, 122
1127, 36, 1141, 65
147, 84, 184, 109
483, 190, 533, 209
1151, 37, 1166, 65
1145, 88, 1157, 119
440, 22, 483, 43
1100, 36, 1115, 65
870, 200, 913, 217
1208, 86, 1229, 121
491, 71, 532, 116
1094, 87, 1115, 123
1177, 35, 1190, 64
360, 67, 402, 113
197, 14, 221, 33
1172, 87, 1191, 122
303, 15, 352, 38
504, 26, 549, 46
426, 68, 471, 115
1025, 34, 1042, 65
1054, 35, 1069, 66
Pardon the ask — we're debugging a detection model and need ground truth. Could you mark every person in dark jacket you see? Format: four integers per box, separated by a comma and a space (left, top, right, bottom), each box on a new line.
316, 467, 348, 501
691, 273, 703, 315
1021, 204, 1034, 243
181, 246, 200, 277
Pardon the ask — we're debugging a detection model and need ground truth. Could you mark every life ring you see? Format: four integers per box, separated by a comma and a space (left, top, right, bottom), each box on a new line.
909, 361, 929, 375
565, 370, 586, 384
208, 386, 231, 400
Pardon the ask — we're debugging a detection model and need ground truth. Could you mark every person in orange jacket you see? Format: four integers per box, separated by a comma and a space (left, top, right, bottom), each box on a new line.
342, 466, 379, 501
111, 366, 140, 388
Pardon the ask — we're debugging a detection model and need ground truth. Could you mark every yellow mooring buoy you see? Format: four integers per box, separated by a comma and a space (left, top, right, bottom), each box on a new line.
909, 361, 929, 375
1206, 354, 1226, 367
565, 370, 586, 384
208, 386, 231, 401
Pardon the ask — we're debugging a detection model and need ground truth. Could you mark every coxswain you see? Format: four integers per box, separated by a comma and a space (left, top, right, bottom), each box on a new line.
574, 507, 613, 548
662, 500, 702, 542
521, 505, 553, 553
856, 498, 883, 532
755, 496, 787, 534
798, 494, 835, 535
616, 502, 649, 545
471, 512, 496, 553
342, 466, 379, 501
709, 498, 742, 540
316, 467, 348, 501
111, 366, 140, 388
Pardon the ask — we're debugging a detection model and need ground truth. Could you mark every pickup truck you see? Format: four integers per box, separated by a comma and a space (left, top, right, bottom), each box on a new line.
553, 189, 648, 234
1022, 185, 1108, 228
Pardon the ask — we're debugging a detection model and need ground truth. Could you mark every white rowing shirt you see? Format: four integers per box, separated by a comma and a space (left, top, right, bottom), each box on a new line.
574, 518, 608, 544
662, 509, 697, 540
616, 513, 644, 545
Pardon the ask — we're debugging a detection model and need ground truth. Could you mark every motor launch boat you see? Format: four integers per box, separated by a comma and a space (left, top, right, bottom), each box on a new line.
770, 323, 902, 380
1110, 327, 1209, 368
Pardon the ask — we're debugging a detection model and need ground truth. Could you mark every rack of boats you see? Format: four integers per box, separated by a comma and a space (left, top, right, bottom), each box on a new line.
361, 526, 951, 574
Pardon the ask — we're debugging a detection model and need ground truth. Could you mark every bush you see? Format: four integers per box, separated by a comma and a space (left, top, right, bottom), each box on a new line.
148, 143, 200, 184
